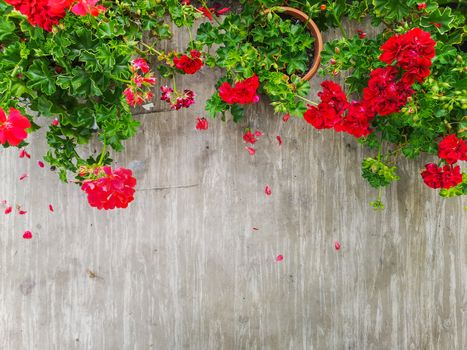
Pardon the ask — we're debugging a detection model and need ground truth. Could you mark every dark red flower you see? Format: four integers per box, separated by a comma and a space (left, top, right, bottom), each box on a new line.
0, 108, 31, 146
81, 166, 137, 210
441, 165, 462, 189
173, 50, 203, 74
334, 101, 373, 138
421, 163, 443, 189
318, 80, 349, 115
195, 117, 208, 130
438, 134, 467, 164
421, 163, 463, 189
219, 75, 260, 105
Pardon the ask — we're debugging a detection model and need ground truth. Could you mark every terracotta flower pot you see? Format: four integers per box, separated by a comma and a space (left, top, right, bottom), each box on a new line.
263, 6, 323, 81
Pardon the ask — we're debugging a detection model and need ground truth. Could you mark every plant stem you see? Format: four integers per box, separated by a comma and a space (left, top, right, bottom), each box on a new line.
140, 42, 163, 56
296, 94, 318, 106
333, 12, 348, 40
98, 142, 107, 166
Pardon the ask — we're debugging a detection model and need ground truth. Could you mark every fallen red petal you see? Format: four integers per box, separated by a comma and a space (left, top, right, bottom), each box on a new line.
265, 185, 272, 196
23, 231, 33, 239
19, 173, 28, 180
245, 146, 256, 155
252, 227, 259, 231
275, 255, 284, 262
276, 135, 282, 145
19, 210, 27, 215
335, 241, 341, 250
49, 204, 54, 212
282, 113, 290, 122
38, 161, 45, 168
4, 206, 12, 214
19, 149, 31, 159
255, 131, 263, 137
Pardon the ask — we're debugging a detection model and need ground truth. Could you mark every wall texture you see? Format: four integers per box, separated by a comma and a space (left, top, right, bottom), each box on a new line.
0, 17, 466, 350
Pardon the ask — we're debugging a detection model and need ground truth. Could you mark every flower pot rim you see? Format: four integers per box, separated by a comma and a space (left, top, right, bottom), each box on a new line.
263, 6, 323, 81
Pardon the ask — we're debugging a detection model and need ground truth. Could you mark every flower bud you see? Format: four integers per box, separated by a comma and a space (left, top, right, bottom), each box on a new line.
330, 58, 336, 65
320, 4, 326, 11
334, 47, 340, 54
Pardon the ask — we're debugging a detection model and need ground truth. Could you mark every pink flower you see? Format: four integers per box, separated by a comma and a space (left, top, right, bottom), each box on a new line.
130, 58, 150, 74
71, 0, 106, 16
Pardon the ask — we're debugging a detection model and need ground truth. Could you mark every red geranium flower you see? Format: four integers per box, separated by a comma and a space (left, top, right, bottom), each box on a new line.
5, 0, 72, 31
0, 108, 31, 146
421, 163, 463, 189
438, 134, 467, 164
219, 75, 260, 105
81, 166, 137, 210
304, 103, 341, 129
173, 50, 203, 74
421, 163, 443, 189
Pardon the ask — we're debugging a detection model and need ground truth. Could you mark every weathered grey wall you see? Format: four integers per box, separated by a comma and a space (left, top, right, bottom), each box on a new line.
1, 18, 466, 350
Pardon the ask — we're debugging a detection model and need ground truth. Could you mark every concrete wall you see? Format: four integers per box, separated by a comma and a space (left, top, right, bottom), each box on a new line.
0, 18, 466, 350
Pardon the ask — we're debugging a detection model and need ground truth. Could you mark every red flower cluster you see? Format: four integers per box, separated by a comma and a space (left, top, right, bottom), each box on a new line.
219, 75, 260, 105
0, 107, 31, 146
160, 86, 195, 110
438, 134, 467, 164
173, 50, 203, 74
421, 164, 462, 189
304, 81, 372, 138
380, 28, 436, 84
363, 66, 414, 116
71, 0, 106, 16
4, 0, 72, 31
81, 166, 137, 210
304, 29, 435, 139
123, 58, 156, 107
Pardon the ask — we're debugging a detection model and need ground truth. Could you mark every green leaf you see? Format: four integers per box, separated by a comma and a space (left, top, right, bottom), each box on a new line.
25, 59, 56, 95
